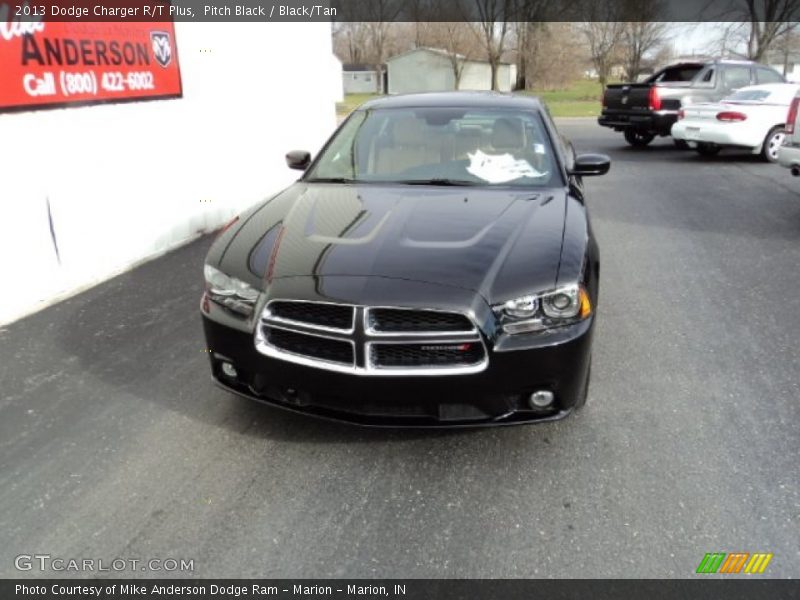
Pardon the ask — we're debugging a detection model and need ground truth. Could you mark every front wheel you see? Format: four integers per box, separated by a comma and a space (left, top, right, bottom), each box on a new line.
761, 127, 785, 163
624, 130, 655, 147
695, 143, 721, 157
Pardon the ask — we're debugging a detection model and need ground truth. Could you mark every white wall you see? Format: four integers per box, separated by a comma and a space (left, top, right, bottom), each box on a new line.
387, 51, 454, 94
387, 50, 515, 94
460, 62, 515, 92
343, 71, 380, 94
0, 22, 338, 325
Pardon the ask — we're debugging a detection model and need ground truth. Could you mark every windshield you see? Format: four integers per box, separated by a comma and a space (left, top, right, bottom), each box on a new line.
723, 85, 798, 105
724, 89, 772, 103
306, 107, 558, 187
647, 64, 703, 83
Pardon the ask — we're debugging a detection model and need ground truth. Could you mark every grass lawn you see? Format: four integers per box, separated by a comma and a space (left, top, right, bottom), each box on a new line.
336, 79, 606, 120
525, 79, 604, 117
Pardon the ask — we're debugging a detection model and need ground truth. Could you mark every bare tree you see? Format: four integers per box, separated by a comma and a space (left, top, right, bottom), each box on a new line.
422, 22, 476, 89
742, 0, 800, 60
471, 0, 515, 90
333, 22, 372, 65
773, 29, 800, 75
703, 22, 750, 58
706, 1, 800, 60
362, 1, 403, 93
510, 0, 554, 90
579, 21, 625, 89
578, 0, 626, 88
521, 23, 586, 90
618, 1, 671, 81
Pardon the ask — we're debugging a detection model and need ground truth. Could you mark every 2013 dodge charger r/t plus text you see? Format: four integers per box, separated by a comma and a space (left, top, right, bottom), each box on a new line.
200, 92, 610, 426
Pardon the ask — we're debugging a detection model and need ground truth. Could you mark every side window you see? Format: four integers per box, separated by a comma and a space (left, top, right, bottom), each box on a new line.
693, 67, 715, 87
722, 66, 752, 90
541, 103, 571, 169
756, 68, 784, 84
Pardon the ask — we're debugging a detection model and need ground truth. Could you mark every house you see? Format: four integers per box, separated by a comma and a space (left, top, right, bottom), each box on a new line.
343, 64, 384, 94
386, 47, 516, 94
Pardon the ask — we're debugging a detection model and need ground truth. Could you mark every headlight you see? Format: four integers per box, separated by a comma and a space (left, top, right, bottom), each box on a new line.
496, 283, 591, 334
503, 295, 538, 318
204, 265, 260, 317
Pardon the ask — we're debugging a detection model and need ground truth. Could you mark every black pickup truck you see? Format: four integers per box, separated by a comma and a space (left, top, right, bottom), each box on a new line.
598, 59, 786, 147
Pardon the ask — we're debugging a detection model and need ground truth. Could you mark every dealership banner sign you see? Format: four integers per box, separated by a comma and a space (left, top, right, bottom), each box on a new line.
0, 9, 182, 112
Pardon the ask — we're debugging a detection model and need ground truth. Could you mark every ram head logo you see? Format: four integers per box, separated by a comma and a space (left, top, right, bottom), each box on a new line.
151, 31, 172, 67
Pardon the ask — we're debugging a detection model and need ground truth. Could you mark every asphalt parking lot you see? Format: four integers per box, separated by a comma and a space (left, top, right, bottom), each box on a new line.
1, 120, 798, 579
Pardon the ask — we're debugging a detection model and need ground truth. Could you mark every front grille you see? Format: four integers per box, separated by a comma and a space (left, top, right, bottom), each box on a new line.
256, 300, 487, 375
265, 327, 354, 365
370, 342, 485, 368
367, 308, 474, 333
268, 301, 354, 330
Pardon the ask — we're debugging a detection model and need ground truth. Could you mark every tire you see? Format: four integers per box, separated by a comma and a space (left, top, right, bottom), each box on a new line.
673, 139, 689, 149
695, 143, 721, 157
761, 127, 785, 163
624, 130, 655, 147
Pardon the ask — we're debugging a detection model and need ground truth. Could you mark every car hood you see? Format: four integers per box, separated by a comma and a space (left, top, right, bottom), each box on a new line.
215, 183, 568, 304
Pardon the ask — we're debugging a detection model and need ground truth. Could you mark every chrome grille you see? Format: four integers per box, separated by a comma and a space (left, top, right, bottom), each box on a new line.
266, 300, 354, 332
369, 342, 484, 368
255, 300, 487, 375
266, 327, 354, 366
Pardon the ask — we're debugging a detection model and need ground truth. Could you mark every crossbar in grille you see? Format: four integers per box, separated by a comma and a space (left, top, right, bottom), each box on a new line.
367, 308, 474, 334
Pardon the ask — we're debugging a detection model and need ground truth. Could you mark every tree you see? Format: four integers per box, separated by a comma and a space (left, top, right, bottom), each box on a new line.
706, 0, 800, 61
519, 23, 585, 91
422, 22, 476, 89
471, 0, 514, 90
509, 0, 557, 90
620, 22, 671, 81
773, 29, 800, 75
579, 21, 625, 88
333, 22, 371, 65
617, 1, 671, 81
577, 0, 625, 88
742, 0, 800, 61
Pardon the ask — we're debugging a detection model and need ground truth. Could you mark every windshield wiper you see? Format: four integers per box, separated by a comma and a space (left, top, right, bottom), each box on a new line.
305, 177, 357, 184
401, 178, 479, 186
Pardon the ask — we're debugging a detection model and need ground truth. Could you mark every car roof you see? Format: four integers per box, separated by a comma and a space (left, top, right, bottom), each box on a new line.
358, 91, 544, 111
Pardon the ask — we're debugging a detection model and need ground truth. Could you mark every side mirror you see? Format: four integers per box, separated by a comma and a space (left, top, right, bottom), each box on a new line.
571, 153, 610, 177
286, 150, 311, 171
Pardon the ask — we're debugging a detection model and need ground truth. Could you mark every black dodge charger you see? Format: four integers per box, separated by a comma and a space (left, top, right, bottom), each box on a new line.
201, 92, 609, 426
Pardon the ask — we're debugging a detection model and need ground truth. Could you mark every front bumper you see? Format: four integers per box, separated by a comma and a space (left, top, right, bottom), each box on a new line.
598, 110, 678, 136
202, 314, 594, 428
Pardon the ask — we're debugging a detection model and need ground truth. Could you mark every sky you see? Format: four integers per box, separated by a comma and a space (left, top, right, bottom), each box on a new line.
670, 22, 747, 58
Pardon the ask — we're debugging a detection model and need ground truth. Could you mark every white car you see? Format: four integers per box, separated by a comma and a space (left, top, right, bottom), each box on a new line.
671, 83, 800, 161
